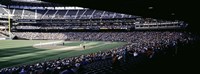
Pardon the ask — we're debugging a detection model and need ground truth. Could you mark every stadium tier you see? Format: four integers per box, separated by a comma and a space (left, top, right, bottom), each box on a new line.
0, 6, 187, 31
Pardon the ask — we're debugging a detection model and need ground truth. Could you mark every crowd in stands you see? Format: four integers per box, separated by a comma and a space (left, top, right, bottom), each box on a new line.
13, 31, 190, 42
0, 31, 193, 73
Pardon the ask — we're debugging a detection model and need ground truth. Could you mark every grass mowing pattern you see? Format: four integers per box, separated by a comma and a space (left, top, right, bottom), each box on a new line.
0, 46, 48, 57
64, 41, 85, 46
0, 40, 126, 68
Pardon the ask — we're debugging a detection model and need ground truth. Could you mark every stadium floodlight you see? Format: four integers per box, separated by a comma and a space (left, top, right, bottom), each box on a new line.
0, 4, 6, 7
65, 6, 88, 10
148, 6, 153, 10
11, 0, 44, 3
171, 13, 175, 15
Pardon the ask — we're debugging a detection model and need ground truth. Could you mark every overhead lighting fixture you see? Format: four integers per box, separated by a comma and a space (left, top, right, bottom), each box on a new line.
171, 13, 175, 15
11, 0, 44, 3
148, 7, 153, 10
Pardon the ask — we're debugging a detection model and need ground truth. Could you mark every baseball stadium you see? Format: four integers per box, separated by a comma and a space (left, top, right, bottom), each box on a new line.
0, 0, 199, 74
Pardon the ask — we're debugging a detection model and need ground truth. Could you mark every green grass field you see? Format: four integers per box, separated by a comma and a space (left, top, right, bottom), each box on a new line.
0, 40, 126, 69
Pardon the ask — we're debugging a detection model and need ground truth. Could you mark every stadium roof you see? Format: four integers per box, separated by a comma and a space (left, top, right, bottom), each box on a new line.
11, 0, 44, 3
0, 0, 198, 31
0, 0, 62, 7
40, 0, 198, 31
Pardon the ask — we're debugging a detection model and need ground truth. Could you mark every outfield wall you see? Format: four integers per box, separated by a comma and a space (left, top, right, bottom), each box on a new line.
0, 38, 6, 40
